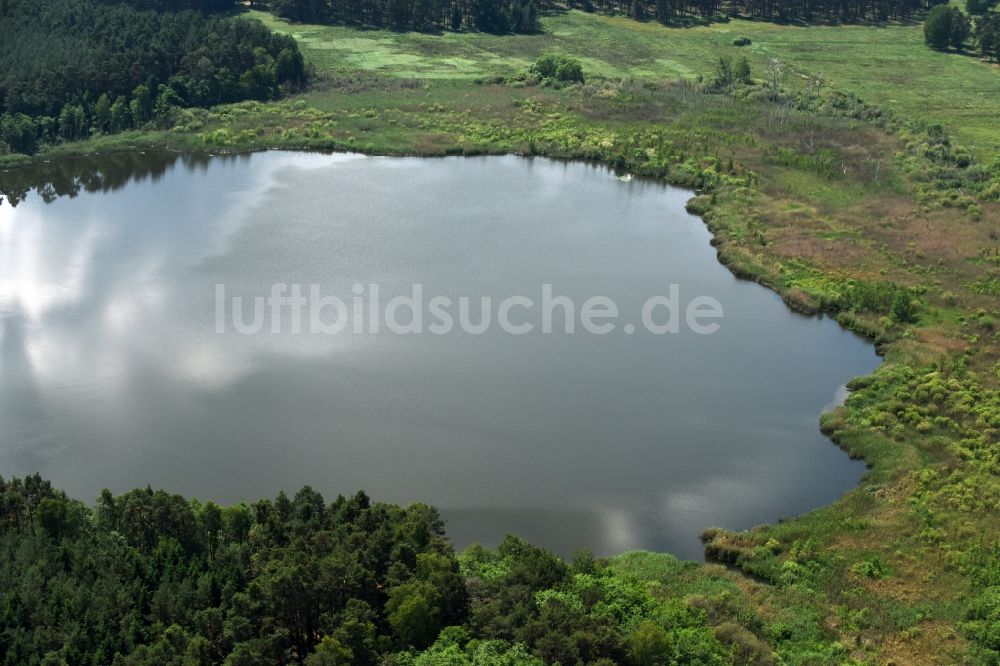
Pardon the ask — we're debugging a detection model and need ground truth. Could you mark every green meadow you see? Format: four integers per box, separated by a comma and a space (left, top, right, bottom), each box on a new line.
254, 9, 1000, 153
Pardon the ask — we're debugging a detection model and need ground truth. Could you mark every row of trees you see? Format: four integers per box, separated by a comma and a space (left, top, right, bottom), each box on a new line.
575, 0, 946, 25
271, 0, 541, 33
0, 151, 205, 207
270, 0, 957, 31
0, 0, 307, 155
92, 0, 238, 9
0, 475, 736, 665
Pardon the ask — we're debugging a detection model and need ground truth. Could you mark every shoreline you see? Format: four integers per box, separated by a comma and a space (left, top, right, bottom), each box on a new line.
2, 144, 886, 561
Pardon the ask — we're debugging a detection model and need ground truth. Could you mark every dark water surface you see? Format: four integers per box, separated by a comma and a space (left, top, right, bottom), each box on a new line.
0, 151, 880, 559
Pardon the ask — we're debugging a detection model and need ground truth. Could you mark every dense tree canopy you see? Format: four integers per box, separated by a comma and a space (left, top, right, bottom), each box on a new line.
270, 0, 949, 33
924, 4, 972, 49
271, 0, 541, 33
0, 476, 735, 665
0, 475, 464, 664
966, 0, 996, 14
573, 0, 946, 26
0, 0, 306, 154
975, 10, 1000, 59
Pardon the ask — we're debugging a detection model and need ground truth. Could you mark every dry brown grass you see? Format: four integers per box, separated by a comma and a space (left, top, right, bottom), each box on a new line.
875, 621, 968, 666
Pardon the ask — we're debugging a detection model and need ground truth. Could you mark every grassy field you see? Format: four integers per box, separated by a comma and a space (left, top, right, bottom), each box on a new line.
3, 7, 1000, 665
254, 9, 1000, 153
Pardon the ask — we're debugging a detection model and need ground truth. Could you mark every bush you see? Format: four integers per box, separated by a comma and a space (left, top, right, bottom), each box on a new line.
733, 36, 752, 46
530, 53, 585, 84
0, 112, 37, 154
555, 59, 585, 84
735, 56, 751, 84
892, 291, 918, 324
962, 586, 1000, 661
629, 620, 670, 665
714, 622, 775, 665
851, 556, 886, 579
713, 56, 734, 89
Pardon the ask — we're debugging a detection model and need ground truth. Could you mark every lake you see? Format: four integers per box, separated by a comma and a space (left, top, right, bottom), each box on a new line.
0, 151, 880, 559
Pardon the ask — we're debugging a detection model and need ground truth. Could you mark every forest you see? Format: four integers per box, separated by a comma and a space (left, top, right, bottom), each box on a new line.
271, 0, 542, 33
0, 0, 306, 154
0, 475, 737, 665
269, 0, 947, 35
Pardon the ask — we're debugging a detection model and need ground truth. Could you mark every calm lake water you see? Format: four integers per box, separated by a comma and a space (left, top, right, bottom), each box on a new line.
0, 151, 880, 559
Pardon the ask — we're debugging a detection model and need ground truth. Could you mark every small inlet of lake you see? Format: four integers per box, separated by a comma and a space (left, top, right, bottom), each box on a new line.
0, 151, 880, 559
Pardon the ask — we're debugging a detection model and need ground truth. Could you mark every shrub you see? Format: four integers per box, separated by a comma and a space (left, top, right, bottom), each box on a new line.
629, 621, 670, 665
892, 291, 918, 324
962, 586, 1000, 661
713, 56, 734, 89
530, 53, 585, 84
714, 622, 775, 665
735, 56, 751, 84
851, 556, 886, 579
555, 59, 585, 84
0, 113, 38, 154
